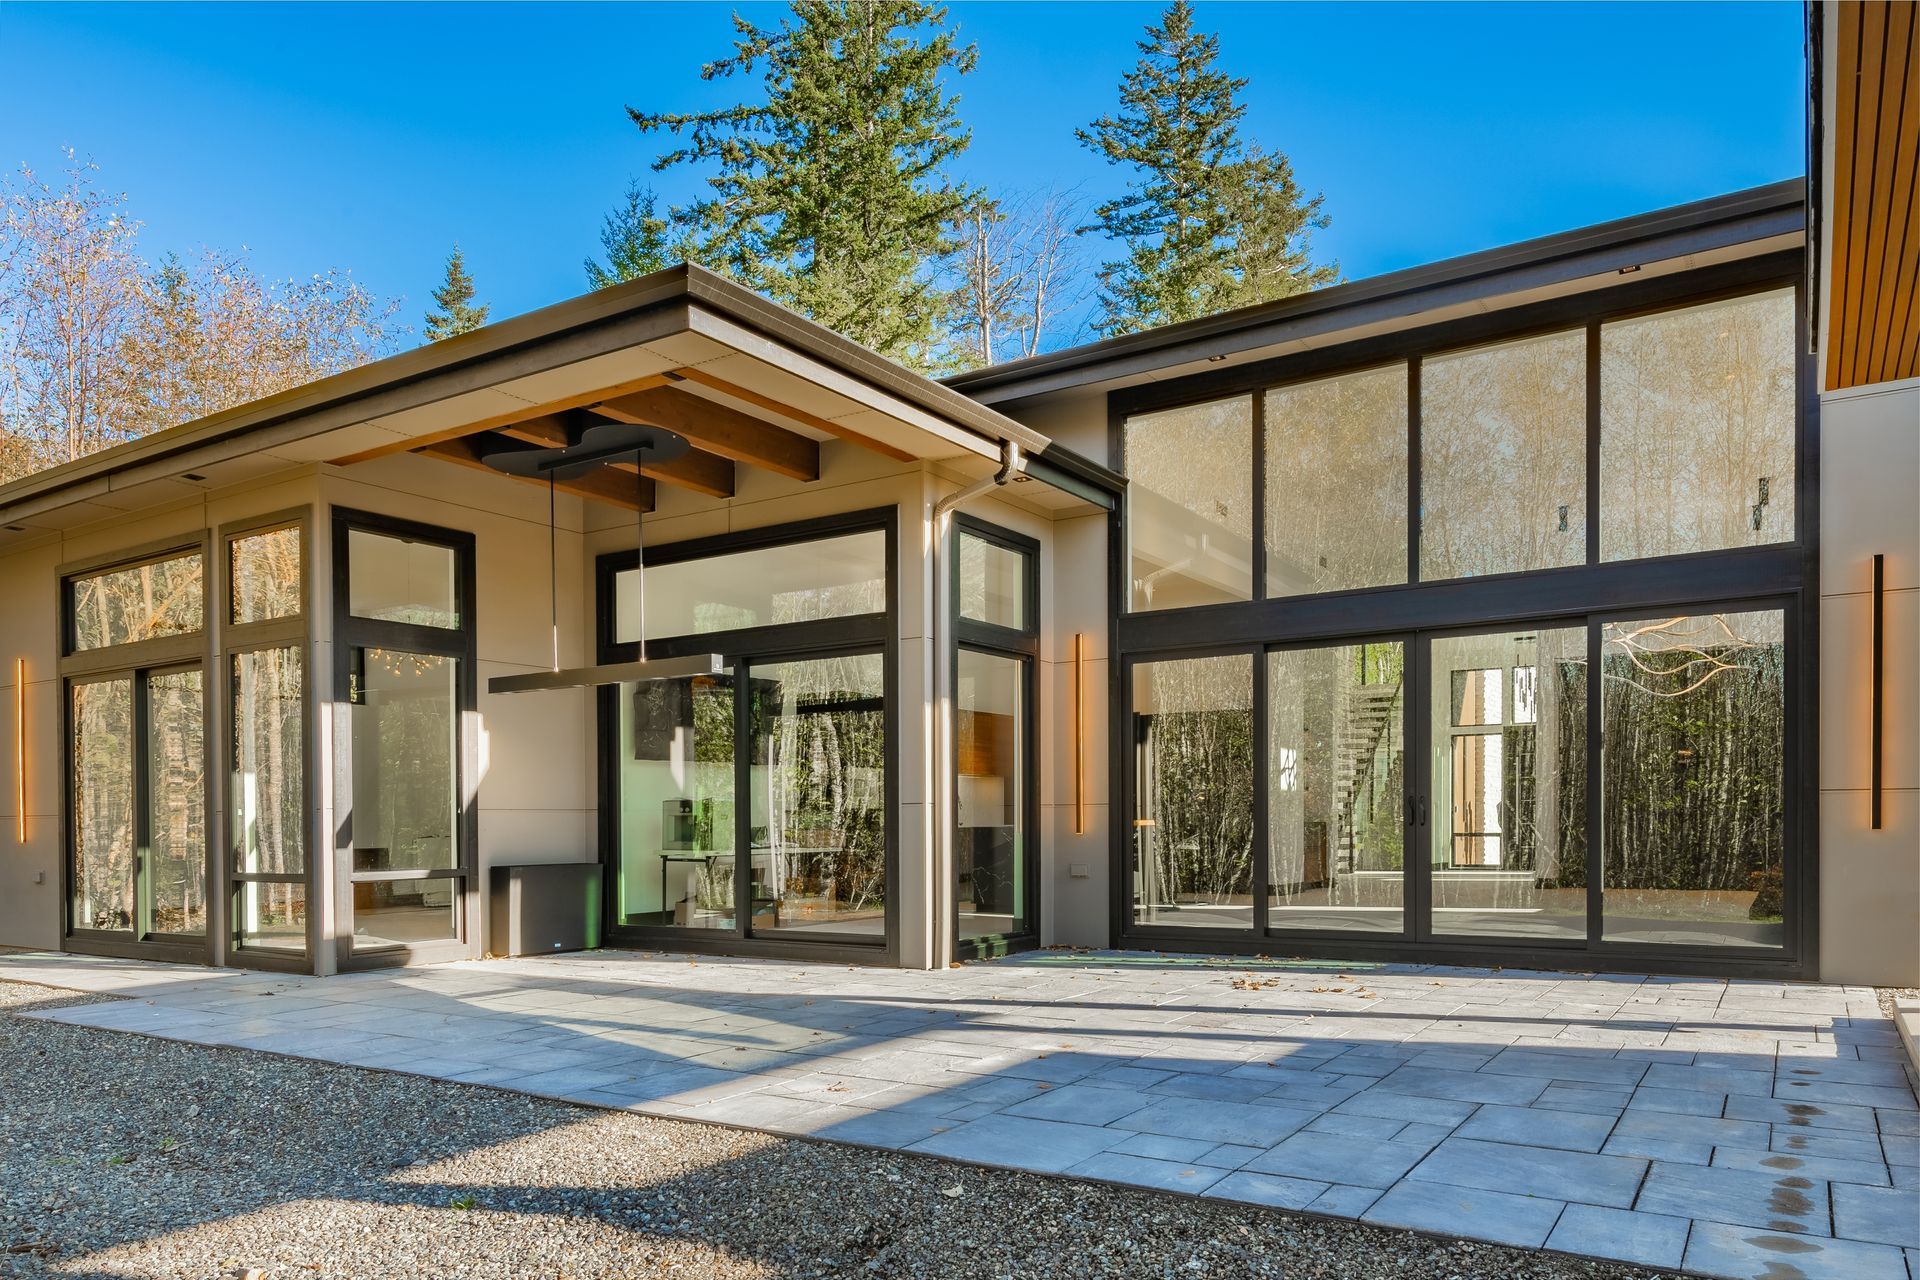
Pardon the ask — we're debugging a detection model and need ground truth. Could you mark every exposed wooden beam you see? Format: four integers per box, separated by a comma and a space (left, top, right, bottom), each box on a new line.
673, 366, 917, 463
329, 372, 677, 466
595, 385, 820, 481
418, 436, 655, 511
490, 412, 735, 498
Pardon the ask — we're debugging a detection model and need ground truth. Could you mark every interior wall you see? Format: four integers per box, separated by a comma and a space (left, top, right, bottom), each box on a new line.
1815, 377, 1919, 986
0, 472, 321, 955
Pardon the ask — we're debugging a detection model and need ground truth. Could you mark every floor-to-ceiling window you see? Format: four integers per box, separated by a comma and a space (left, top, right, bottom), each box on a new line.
224, 518, 310, 962
333, 510, 475, 967
1115, 266, 1810, 974
60, 546, 210, 961
953, 519, 1038, 954
599, 511, 897, 959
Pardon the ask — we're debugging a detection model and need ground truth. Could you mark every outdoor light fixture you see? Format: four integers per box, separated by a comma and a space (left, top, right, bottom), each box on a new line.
1871, 553, 1884, 830
13, 658, 23, 844
483, 418, 724, 695
1073, 632, 1087, 836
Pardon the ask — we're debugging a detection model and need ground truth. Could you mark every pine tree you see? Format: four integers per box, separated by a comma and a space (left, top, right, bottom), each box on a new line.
424, 245, 488, 341
630, 0, 979, 369
585, 182, 674, 290
1078, 0, 1335, 336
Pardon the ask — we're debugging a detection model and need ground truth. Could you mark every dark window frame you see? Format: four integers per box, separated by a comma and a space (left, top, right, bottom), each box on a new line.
593, 507, 902, 964
1105, 255, 1820, 979
56, 535, 214, 965
951, 515, 1041, 960
219, 509, 315, 971
330, 507, 478, 971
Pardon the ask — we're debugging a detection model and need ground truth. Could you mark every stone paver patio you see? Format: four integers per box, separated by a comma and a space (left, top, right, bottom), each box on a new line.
4, 948, 1915, 1280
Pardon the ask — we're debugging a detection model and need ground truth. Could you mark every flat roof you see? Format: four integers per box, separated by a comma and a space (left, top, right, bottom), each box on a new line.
944, 179, 1806, 406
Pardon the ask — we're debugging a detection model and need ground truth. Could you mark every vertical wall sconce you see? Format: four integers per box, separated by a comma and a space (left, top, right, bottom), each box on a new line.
1871, 554, 1884, 830
13, 658, 23, 844
1073, 633, 1087, 836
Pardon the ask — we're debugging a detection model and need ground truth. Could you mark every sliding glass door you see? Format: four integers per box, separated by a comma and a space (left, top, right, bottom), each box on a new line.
601, 511, 897, 958
1126, 607, 1793, 960
69, 666, 207, 946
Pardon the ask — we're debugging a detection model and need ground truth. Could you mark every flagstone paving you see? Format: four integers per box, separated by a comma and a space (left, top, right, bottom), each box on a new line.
3, 948, 1914, 1280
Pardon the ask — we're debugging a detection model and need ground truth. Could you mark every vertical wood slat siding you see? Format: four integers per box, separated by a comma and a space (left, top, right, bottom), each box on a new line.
1826, 1, 1920, 391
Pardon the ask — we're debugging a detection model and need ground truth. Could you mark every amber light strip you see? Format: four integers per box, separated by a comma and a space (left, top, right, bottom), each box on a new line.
13, 658, 23, 844
1073, 633, 1087, 836
1872, 554, 1884, 831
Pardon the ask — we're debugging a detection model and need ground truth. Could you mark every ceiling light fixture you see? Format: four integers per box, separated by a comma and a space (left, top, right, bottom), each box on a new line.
483, 419, 723, 694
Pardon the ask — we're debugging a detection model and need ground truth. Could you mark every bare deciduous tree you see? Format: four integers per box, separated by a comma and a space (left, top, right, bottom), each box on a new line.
1, 154, 400, 484
944, 186, 1091, 369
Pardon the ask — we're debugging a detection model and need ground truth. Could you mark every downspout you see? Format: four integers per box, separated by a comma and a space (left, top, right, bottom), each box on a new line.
929, 439, 1024, 970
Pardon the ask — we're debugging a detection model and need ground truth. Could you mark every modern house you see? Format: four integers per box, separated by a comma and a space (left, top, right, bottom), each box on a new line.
0, 2, 1911, 986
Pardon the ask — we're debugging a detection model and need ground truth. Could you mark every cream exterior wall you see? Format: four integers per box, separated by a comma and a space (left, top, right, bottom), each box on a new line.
996, 395, 1115, 951
1814, 377, 1920, 986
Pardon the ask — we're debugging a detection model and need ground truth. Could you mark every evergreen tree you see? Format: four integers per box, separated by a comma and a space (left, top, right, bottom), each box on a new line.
585, 181, 674, 289
1078, 0, 1334, 336
630, 1, 979, 369
424, 245, 488, 341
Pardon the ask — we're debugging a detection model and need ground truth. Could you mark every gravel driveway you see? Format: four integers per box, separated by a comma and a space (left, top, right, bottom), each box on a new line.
0, 979, 1671, 1280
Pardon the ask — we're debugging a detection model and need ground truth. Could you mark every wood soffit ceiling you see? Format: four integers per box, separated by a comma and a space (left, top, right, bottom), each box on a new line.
341, 366, 915, 513
1826, 0, 1919, 390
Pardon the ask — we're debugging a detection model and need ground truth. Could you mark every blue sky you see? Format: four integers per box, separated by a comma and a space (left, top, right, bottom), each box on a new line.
2, 2, 1806, 343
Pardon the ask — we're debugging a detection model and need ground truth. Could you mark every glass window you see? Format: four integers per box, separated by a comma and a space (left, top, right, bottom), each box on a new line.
232, 648, 304, 875
958, 532, 1028, 630
616, 673, 737, 929
750, 654, 887, 937
614, 531, 885, 642
71, 679, 134, 932
1420, 331, 1586, 580
957, 649, 1027, 939
146, 670, 206, 935
71, 553, 203, 651
1429, 628, 1587, 941
352, 879, 459, 947
231, 527, 302, 624
347, 529, 457, 629
236, 881, 307, 951
1268, 642, 1405, 934
1600, 289, 1797, 561
1265, 364, 1409, 596
349, 650, 458, 875
1125, 397, 1253, 611
1601, 610, 1785, 948
1131, 655, 1254, 929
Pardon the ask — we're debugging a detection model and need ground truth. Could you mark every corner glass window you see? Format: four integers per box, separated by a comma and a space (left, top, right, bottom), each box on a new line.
1420, 331, 1586, 580
1600, 288, 1796, 561
958, 532, 1028, 630
614, 531, 885, 643
1265, 364, 1409, 597
70, 553, 203, 652
1125, 397, 1253, 611
347, 529, 458, 629
1601, 610, 1785, 948
231, 528, 302, 624
232, 647, 304, 875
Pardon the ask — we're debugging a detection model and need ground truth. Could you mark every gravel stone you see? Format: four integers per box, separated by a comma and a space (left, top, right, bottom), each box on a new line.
0, 979, 1674, 1279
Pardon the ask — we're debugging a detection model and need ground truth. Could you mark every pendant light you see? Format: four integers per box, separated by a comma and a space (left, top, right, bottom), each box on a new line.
483, 418, 724, 694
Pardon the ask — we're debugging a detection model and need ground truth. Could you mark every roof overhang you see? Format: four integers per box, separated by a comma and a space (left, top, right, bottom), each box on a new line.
945, 180, 1808, 408
0, 264, 1092, 547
